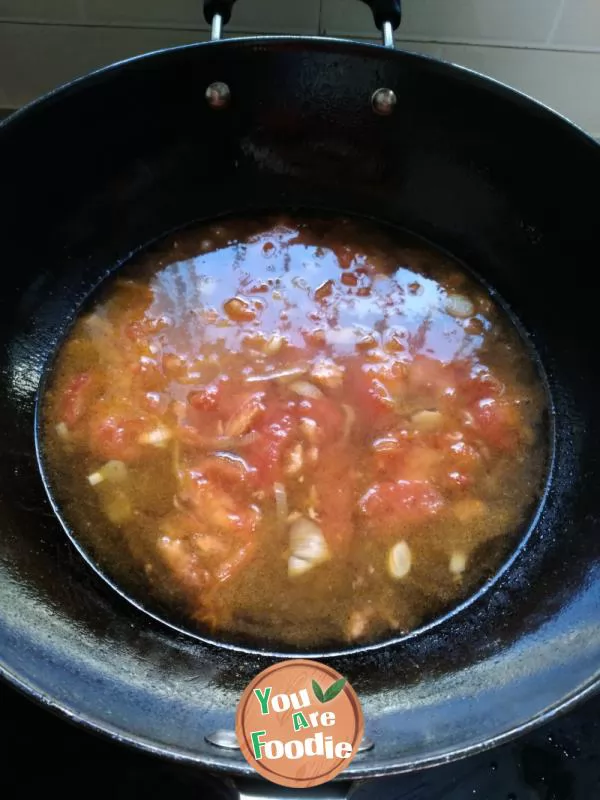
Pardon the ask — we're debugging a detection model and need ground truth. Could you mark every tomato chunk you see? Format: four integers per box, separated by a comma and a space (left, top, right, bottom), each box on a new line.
298, 396, 345, 446
88, 409, 145, 461
459, 368, 505, 403
469, 397, 521, 452
59, 372, 94, 427
347, 364, 396, 422
188, 384, 221, 412
245, 403, 297, 487
359, 480, 444, 524
179, 468, 259, 536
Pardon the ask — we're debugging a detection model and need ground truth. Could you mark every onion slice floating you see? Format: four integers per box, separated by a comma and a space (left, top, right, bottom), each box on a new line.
288, 516, 330, 577
273, 482, 288, 528
387, 541, 412, 579
289, 381, 323, 400
245, 366, 307, 384
87, 459, 128, 486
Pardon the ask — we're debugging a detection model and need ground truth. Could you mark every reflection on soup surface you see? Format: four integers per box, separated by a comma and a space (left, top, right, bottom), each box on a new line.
43, 214, 547, 648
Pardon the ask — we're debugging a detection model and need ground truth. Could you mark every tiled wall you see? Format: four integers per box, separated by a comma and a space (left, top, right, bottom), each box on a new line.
1, 0, 599, 137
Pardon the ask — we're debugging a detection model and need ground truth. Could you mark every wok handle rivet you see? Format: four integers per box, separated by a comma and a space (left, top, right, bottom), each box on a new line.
206, 81, 231, 109
205, 729, 240, 750
372, 87, 397, 116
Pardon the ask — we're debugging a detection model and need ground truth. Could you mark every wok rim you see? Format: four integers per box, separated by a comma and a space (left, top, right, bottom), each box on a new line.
1, 33, 598, 153
2, 654, 599, 778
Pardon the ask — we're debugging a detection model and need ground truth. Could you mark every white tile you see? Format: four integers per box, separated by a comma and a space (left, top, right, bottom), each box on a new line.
81, 0, 319, 34
435, 42, 600, 136
228, 0, 320, 34
320, 0, 375, 37
321, 0, 564, 47
0, 22, 208, 107
82, 0, 206, 29
0, 0, 82, 23
551, 0, 600, 50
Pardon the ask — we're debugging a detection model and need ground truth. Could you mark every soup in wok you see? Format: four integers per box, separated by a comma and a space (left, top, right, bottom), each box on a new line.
42, 214, 547, 648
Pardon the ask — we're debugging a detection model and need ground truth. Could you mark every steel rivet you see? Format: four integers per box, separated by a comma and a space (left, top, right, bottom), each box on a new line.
357, 735, 375, 752
205, 729, 240, 750
205, 81, 231, 109
371, 88, 397, 116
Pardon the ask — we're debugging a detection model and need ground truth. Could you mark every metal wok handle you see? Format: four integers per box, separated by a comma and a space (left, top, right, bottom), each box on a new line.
230, 777, 357, 799
203, 0, 402, 47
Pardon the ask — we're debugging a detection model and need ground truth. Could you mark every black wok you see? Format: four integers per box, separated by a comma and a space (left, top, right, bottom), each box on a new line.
1, 0, 600, 796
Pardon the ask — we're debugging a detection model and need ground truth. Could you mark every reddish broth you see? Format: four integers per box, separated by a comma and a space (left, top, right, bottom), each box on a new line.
42, 215, 547, 647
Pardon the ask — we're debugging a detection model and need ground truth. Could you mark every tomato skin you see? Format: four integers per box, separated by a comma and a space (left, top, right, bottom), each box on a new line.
446, 439, 482, 472
188, 383, 222, 412
59, 372, 94, 427
441, 470, 473, 492
460, 369, 505, 404
191, 455, 252, 488
88, 411, 145, 462
408, 355, 449, 393
334, 245, 354, 269
359, 480, 444, 524
299, 396, 345, 445
371, 432, 411, 474
180, 468, 259, 536
157, 533, 211, 594
347, 365, 396, 422
469, 397, 521, 452
245, 404, 296, 487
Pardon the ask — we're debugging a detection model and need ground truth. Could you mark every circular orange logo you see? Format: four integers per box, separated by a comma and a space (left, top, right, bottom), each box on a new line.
235, 659, 364, 788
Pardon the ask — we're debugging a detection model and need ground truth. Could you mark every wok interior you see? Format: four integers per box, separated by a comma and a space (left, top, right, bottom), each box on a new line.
0, 39, 599, 774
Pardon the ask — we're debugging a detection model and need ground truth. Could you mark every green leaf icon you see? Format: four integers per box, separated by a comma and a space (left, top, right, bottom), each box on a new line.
323, 677, 346, 702
312, 679, 325, 703
312, 677, 347, 703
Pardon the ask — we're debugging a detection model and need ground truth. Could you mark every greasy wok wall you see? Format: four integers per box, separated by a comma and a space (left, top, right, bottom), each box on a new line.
0, 0, 600, 138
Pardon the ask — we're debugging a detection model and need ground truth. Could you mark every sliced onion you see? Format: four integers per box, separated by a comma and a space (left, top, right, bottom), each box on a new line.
310, 358, 345, 389
103, 491, 133, 525
245, 366, 307, 384
88, 460, 128, 487
346, 609, 372, 640
387, 541, 412, 579
265, 332, 285, 354
449, 551, 467, 576
139, 427, 172, 446
284, 443, 304, 476
100, 460, 128, 483
342, 404, 356, 440
289, 381, 323, 400
372, 436, 400, 453
288, 516, 330, 577
87, 471, 104, 486
178, 429, 258, 449
299, 417, 318, 443
274, 482, 288, 527
444, 293, 475, 319
411, 409, 443, 431
84, 313, 113, 335
452, 497, 487, 523
55, 422, 69, 439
